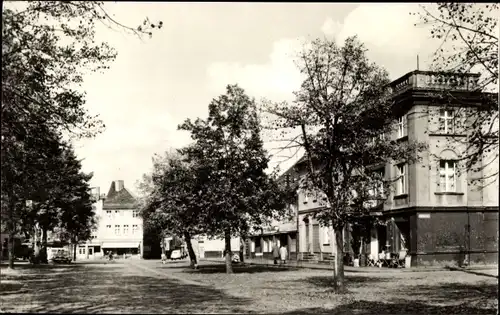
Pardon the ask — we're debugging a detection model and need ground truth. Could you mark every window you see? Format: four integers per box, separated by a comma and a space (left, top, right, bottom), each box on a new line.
132, 210, 139, 218
106, 210, 112, 218
123, 225, 129, 235
396, 164, 407, 195
323, 227, 330, 245
115, 210, 119, 217
114, 225, 120, 235
439, 160, 457, 192
132, 224, 138, 234
79, 247, 86, 255
106, 224, 111, 230
397, 115, 406, 138
369, 170, 385, 198
439, 109, 455, 134
303, 191, 309, 204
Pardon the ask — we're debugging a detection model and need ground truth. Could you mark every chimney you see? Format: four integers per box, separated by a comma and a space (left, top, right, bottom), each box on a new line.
115, 180, 124, 192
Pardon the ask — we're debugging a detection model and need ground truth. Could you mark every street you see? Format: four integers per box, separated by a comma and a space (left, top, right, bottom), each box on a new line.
1, 259, 497, 314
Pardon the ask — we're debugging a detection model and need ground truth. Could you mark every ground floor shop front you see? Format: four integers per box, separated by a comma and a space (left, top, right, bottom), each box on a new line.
248, 207, 498, 267
76, 241, 143, 260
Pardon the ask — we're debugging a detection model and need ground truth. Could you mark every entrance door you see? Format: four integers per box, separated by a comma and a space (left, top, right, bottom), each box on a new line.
312, 224, 320, 252
88, 247, 93, 259
305, 224, 310, 252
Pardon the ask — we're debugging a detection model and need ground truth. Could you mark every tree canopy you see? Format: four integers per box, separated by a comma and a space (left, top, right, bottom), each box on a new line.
1, 1, 162, 268
176, 85, 291, 273
264, 36, 426, 292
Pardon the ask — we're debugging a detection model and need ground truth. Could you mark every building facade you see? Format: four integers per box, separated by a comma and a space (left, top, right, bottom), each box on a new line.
189, 235, 241, 259
377, 70, 498, 266
77, 180, 143, 260
256, 70, 499, 267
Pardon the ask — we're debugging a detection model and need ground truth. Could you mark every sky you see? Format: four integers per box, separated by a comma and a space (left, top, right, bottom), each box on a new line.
68, 2, 443, 195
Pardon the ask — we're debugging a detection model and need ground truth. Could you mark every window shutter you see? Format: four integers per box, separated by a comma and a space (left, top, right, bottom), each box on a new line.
450, 161, 457, 191
404, 163, 408, 194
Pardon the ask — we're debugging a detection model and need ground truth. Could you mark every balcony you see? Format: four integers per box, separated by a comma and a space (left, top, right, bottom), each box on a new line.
389, 71, 481, 96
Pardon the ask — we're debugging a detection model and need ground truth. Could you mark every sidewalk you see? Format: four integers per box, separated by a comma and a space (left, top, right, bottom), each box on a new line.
203, 257, 498, 275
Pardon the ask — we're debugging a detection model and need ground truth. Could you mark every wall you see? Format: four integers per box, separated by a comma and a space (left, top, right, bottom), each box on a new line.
97, 206, 143, 244
385, 104, 499, 210
297, 213, 336, 256
193, 235, 240, 258
413, 211, 498, 266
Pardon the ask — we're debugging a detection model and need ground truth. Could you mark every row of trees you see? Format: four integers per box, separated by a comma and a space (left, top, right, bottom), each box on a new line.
140, 2, 497, 292
138, 35, 424, 291
1, 1, 161, 268
138, 85, 294, 273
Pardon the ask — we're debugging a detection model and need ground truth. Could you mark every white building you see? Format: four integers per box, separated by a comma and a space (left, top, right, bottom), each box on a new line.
189, 235, 241, 259
77, 180, 143, 260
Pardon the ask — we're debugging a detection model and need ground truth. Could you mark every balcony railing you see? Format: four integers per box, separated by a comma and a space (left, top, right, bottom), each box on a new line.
389, 71, 481, 95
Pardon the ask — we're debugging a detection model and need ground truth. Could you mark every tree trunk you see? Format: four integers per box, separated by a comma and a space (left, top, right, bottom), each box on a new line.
183, 231, 197, 268
8, 229, 15, 269
224, 229, 233, 274
34, 226, 40, 260
161, 237, 166, 256
40, 227, 48, 264
73, 241, 77, 261
239, 237, 245, 263
334, 227, 346, 293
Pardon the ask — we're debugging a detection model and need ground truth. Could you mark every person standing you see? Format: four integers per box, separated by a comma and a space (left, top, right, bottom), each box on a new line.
279, 244, 288, 265
272, 241, 279, 265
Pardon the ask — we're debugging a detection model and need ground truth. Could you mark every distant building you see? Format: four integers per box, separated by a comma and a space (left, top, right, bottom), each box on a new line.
190, 235, 241, 259
77, 180, 143, 260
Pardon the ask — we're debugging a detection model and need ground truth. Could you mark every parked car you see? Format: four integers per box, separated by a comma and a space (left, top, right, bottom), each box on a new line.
50, 249, 72, 264
170, 249, 188, 260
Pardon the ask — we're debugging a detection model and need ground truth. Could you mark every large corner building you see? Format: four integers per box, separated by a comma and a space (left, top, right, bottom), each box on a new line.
248, 70, 499, 267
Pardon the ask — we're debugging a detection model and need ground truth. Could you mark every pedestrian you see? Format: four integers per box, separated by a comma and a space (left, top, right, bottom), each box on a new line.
161, 252, 167, 264
272, 241, 279, 265
279, 244, 288, 265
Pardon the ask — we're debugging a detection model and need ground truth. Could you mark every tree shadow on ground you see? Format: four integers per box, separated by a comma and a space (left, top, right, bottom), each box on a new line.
397, 282, 498, 305
1, 264, 254, 314
276, 300, 496, 315
182, 264, 296, 274
278, 280, 497, 315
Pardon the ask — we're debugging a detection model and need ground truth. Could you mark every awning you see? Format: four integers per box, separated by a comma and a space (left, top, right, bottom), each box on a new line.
101, 242, 140, 249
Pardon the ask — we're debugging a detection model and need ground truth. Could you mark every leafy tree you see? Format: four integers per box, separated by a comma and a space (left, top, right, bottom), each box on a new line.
139, 150, 205, 268
264, 37, 426, 292
20, 141, 95, 264
1, 1, 161, 268
1, 125, 63, 266
55, 158, 96, 262
179, 85, 291, 273
413, 3, 499, 186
